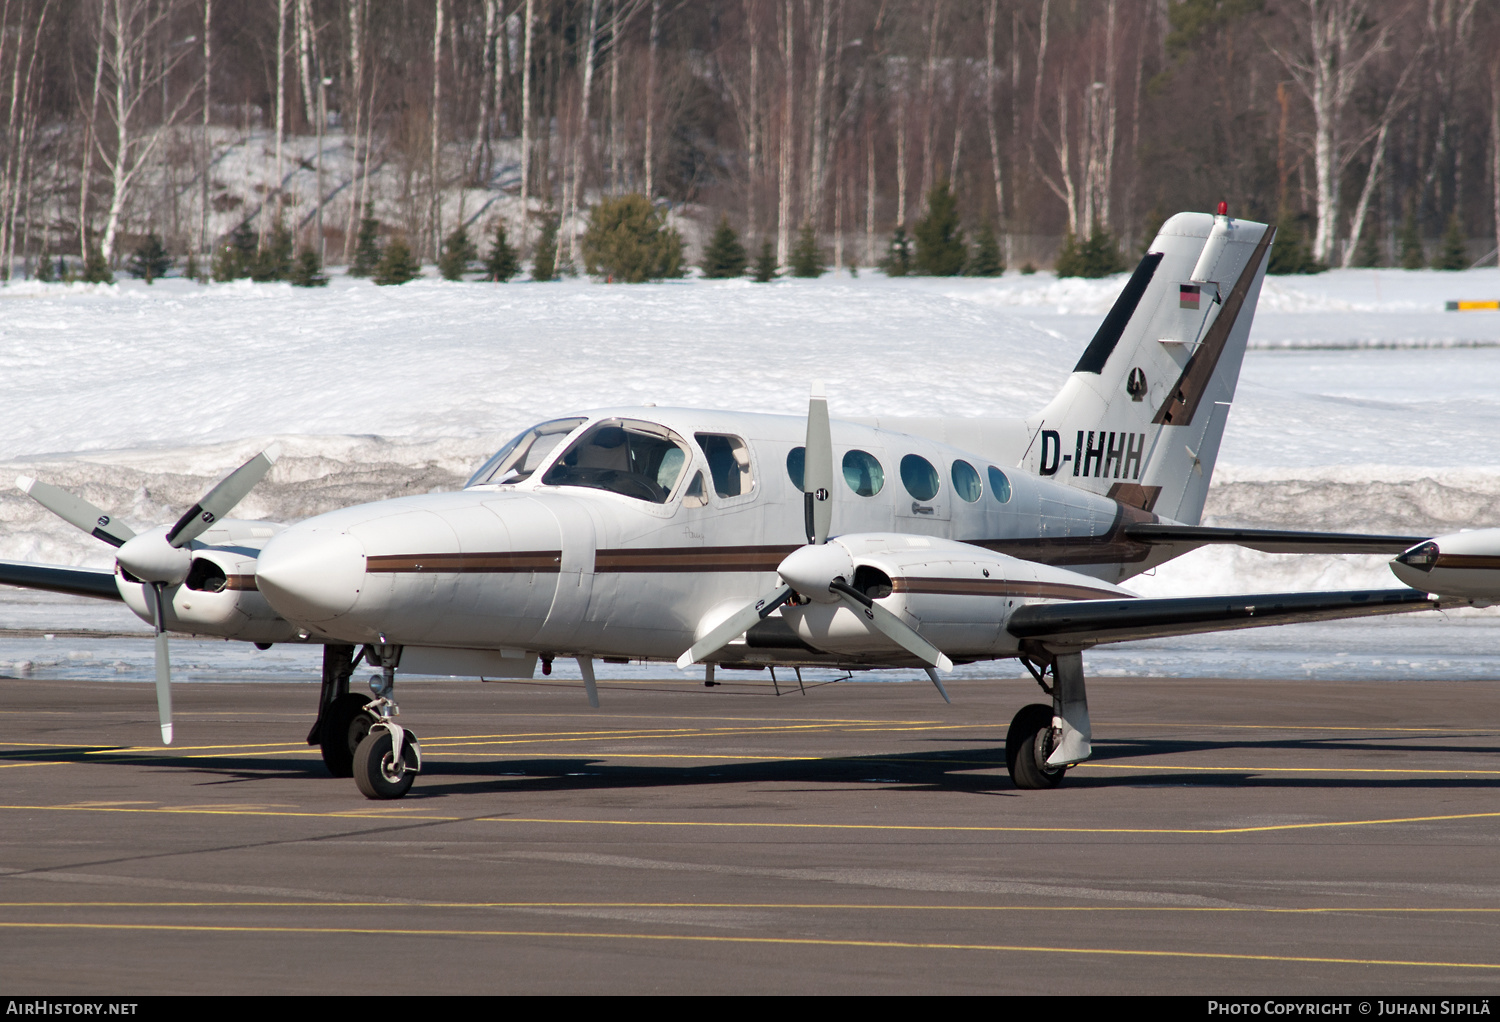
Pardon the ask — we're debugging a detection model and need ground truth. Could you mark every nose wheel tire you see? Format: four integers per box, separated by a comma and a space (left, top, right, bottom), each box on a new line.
353, 729, 419, 799
1006, 703, 1066, 790
320, 693, 378, 778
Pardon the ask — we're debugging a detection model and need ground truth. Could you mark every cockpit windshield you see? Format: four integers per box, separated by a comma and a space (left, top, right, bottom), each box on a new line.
466, 417, 587, 487
541, 419, 691, 504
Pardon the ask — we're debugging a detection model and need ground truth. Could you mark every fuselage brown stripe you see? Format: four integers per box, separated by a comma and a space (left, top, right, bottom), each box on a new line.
595, 545, 798, 573
367, 552, 562, 573
1434, 554, 1500, 571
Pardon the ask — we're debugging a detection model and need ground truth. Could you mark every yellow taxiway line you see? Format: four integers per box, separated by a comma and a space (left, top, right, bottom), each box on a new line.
1, 802, 1498, 835
0, 919, 1491, 970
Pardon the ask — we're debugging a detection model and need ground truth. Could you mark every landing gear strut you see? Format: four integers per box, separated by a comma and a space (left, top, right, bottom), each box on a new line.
308, 644, 377, 777
1007, 651, 1092, 789
351, 643, 420, 800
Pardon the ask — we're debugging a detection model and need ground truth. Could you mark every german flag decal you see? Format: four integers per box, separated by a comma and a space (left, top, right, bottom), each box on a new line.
1179, 283, 1201, 309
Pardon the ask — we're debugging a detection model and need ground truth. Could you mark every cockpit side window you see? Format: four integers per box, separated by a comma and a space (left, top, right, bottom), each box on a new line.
542, 419, 692, 504
467, 417, 587, 487
694, 433, 754, 499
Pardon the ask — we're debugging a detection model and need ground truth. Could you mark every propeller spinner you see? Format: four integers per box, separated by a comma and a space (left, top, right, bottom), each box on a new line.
17, 444, 281, 743
677, 387, 953, 696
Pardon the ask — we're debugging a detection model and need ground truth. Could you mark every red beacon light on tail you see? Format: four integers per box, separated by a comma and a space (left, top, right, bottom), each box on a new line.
1217, 200, 1229, 216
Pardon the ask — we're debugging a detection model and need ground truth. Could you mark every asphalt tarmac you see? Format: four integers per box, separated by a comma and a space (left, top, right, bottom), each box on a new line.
1, 670, 1498, 995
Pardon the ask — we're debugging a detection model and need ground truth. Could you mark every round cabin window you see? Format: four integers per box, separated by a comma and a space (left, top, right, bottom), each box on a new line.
951, 460, 982, 502
900, 454, 940, 502
987, 466, 1013, 504
842, 450, 884, 497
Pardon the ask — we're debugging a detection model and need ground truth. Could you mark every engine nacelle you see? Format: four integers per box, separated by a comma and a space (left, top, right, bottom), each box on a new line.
780, 533, 1132, 661
1391, 529, 1500, 602
117, 521, 305, 643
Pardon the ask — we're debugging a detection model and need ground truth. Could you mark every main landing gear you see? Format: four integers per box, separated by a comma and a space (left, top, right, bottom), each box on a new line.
307, 643, 420, 798
1007, 651, 1092, 790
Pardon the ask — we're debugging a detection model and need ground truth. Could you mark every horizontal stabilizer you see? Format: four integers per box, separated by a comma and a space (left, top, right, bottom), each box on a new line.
1122, 523, 1428, 555
0, 560, 123, 602
1008, 587, 1439, 648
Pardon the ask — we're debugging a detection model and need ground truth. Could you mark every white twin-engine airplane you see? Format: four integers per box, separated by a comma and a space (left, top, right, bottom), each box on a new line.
6, 209, 1497, 800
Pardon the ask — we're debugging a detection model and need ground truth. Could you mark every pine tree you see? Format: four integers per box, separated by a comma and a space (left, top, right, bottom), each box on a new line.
1398, 205, 1425, 270
881, 227, 912, 276
484, 220, 520, 281
438, 224, 478, 281
913, 182, 966, 275
701, 215, 748, 278
212, 221, 257, 281
580, 195, 684, 282
1267, 210, 1326, 275
1058, 220, 1128, 278
1435, 212, 1467, 271
752, 241, 778, 282
532, 213, 559, 281
35, 253, 54, 282
81, 245, 113, 284
967, 221, 1004, 277
789, 222, 825, 278
1054, 230, 1082, 277
290, 246, 329, 287
350, 204, 382, 277
126, 233, 172, 283
252, 218, 294, 281
373, 234, 421, 285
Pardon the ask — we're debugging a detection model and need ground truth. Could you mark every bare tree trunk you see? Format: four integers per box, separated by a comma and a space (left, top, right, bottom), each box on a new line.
342, 0, 364, 262
197, 0, 211, 258
519, 0, 535, 247
1341, 118, 1388, 267
644, 0, 660, 197
865, 106, 874, 263
274, 0, 286, 233
746, 0, 759, 234
895, 94, 906, 225
807, 0, 831, 226
565, 0, 602, 265
918, 0, 943, 205
297, 0, 316, 130
79, 0, 107, 257
776, 0, 792, 264
431, 0, 444, 261
984, 0, 1003, 223
609, 0, 621, 192
1493, 58, 1500, 266
476, 0, 497, 182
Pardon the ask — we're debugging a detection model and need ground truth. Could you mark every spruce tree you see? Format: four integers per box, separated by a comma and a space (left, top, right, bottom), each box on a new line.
81, 245, 113, 284
1054, 230, 1082, 277
252, 218, 294, 281
1398, 205, 1425, 269
789, 222, 826, 278
35, 253, 54, 282
532, 213, 559, 281
913, 182, 966, 275
350, 203, 382, 277
967, 221, 1004, 277
752, 241, 778, 282
438, 224, 478, 280
881, 227, 912, 276
1078, 220, 1128, 277
1267, 210, 1326, 275
484, 220, 520, 281
701, 215, 748, 278
290, 246, 329, 287
212, 221, 257, 281
580, 195, 684, 282
126, 233, 172, 283
1435, 212, 1467, 271
373, 234, 421, 285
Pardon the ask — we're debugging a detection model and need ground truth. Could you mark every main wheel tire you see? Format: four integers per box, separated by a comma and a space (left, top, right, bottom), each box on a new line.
320, 693, 377, 778
353, 728, 419, 799
1006, 703, 1066, 790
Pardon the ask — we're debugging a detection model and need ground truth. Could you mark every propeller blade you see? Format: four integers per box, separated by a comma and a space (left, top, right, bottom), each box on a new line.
676, 584, 795, 669
149, 583, 174, 745
165, 444, 281, 548
16, 476, 135, 548
830, 580, 954, 674
804, 383, 833, 545
923, 666, 952, 705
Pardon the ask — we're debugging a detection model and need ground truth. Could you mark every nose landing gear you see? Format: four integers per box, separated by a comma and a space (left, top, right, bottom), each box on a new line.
351, 643, 421, 799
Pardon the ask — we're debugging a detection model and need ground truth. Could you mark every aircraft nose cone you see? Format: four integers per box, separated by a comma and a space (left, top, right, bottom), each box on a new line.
256, 528, 365, 624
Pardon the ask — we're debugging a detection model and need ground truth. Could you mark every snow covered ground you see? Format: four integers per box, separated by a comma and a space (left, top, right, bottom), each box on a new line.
1, 265, 1498, 683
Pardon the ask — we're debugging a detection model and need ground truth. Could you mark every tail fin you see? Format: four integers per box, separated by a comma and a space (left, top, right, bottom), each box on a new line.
1021, 212, 1274, 525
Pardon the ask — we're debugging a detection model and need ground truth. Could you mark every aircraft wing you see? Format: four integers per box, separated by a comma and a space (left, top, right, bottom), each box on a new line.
1122, 523, 1426, 555
1007, 587, 1440, 649
0, 560, 123, 602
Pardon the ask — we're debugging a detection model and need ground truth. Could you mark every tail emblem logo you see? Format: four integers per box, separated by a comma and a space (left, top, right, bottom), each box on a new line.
1126, 368, 1148, 402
